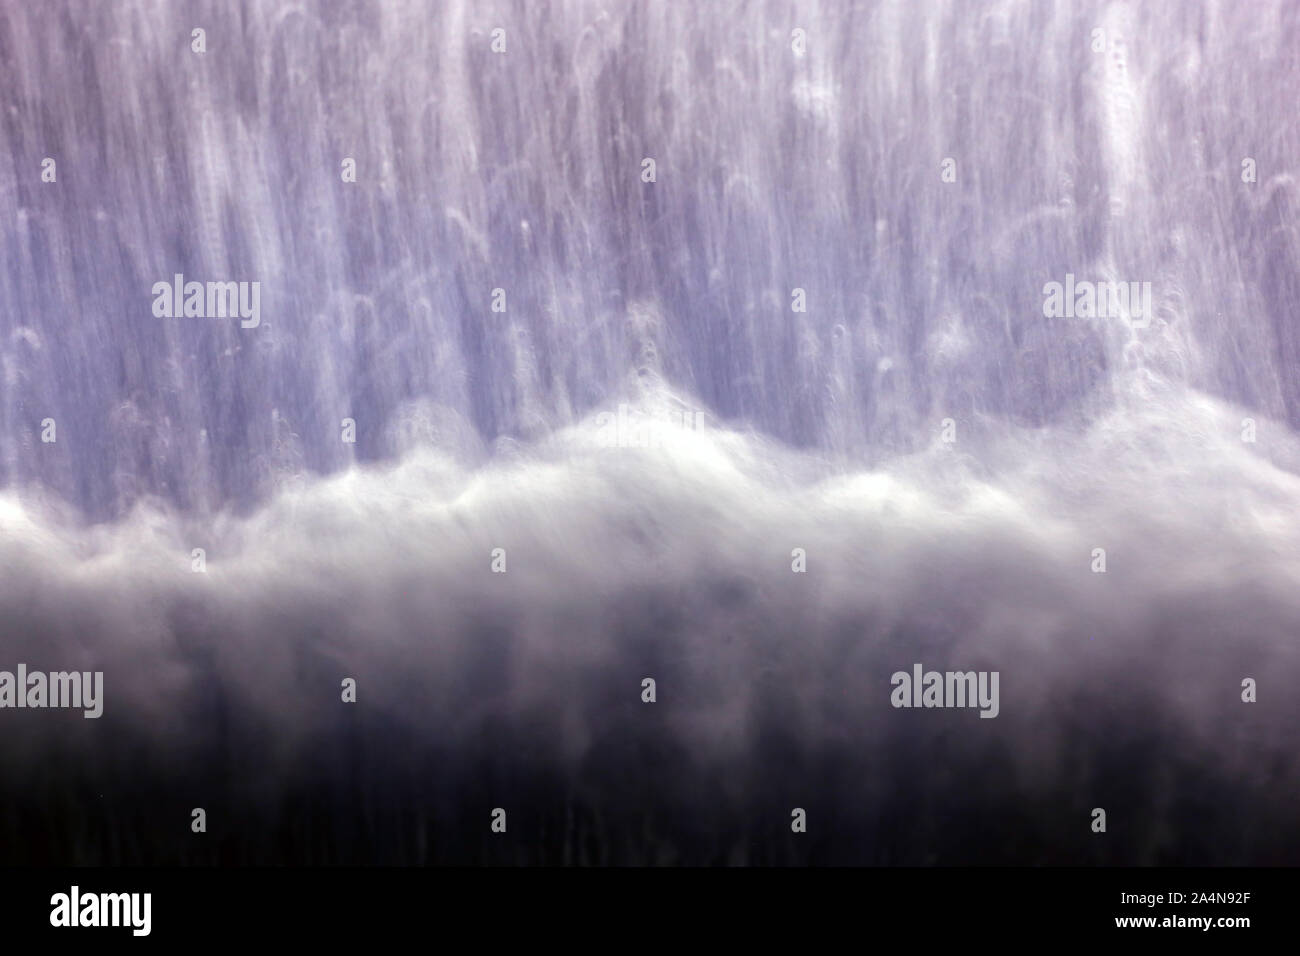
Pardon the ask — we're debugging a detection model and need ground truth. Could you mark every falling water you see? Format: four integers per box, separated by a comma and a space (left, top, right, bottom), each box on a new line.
0, 0, 1297, 864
